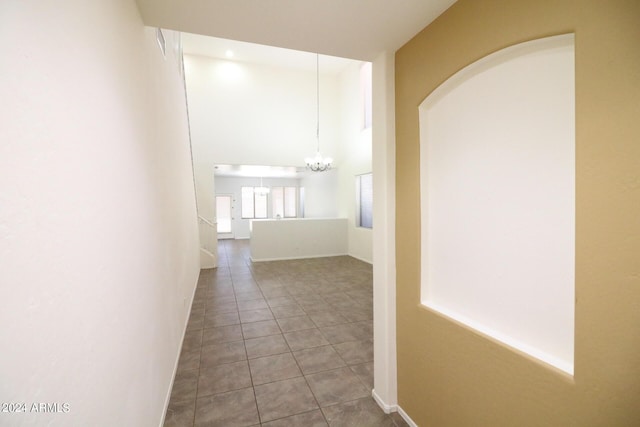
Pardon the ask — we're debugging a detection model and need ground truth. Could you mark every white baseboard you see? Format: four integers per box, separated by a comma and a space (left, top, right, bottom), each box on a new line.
372, 389, 394, 414
160, 273, 199, 426
250, 253, 349, 263
199, 247, 216, 269
372, 389, 418, 427
396, 405, 418, 427
250, 253, 373, 263
348, 253, 373, 264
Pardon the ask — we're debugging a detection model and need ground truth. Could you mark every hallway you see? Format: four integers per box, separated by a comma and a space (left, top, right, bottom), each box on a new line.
164, 240, 406, 426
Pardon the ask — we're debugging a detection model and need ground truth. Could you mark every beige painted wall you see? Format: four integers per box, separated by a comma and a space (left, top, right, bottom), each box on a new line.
395, 1, 640, 425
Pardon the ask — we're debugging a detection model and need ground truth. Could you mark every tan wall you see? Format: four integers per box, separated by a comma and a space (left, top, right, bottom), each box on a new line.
395, 1, 640, 425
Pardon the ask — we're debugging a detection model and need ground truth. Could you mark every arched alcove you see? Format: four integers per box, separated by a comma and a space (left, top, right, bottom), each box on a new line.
419, 34, 575, 375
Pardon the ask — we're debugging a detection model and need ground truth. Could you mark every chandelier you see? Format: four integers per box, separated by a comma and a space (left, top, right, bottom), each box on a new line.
254, 177, 270, 195
305, 54, 333, 172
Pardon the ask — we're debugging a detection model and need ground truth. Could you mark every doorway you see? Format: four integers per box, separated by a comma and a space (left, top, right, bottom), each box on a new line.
215, 194, 234, 239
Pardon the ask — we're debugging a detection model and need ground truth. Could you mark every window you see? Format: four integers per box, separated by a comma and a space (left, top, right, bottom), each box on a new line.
241, 187, 253, 218
299, 187, 305, 218
284, 187, 297, 218
215, 195, 232, 233
272, 187, 284, 218
272, 187, 297, 218
356, 173, 373, 228
360, 62, 372, 129
241, 187, 268, 219
254, 192, 267, 218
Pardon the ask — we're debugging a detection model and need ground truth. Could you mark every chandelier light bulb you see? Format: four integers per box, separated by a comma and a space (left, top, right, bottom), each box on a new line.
254, 177, 270, 195
305, 151, 332, 172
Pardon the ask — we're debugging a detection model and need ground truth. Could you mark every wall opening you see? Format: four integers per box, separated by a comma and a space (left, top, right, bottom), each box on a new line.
419, 34, 575, 375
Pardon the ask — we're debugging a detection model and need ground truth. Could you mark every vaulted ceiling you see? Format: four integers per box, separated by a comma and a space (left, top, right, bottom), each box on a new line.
135, 0, 457, 61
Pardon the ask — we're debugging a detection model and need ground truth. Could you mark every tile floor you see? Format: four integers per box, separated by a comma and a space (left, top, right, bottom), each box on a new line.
164, 239, 408, 427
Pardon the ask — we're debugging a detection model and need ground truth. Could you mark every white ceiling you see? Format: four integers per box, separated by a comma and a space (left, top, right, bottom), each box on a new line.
214, 164, 306, 179
137, 0, 458, 178
135, 0, 457, 61
181, 33, 357, 74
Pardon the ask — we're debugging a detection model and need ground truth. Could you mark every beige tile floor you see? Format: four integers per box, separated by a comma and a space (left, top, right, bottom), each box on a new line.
164, 239, 408, 427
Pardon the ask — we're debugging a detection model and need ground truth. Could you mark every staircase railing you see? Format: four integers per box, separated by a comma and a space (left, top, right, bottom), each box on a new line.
198, 215, 216, 255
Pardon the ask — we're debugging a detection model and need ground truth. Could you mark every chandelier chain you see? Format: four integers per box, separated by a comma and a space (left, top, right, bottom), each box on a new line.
305, 53, 332, 172
316, 53, 320, 151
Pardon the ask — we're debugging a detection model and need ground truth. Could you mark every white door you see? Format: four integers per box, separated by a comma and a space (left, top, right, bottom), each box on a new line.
215, 195, 234, 239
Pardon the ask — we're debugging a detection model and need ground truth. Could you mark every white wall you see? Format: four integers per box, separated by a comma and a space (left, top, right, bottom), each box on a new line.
299, 169, 340, 218
419, 35, 575, 374
250, 218, 348, 261
184, 50, 373, 262
0, 1, 200, 425
336, 62, 374, 263
185, 55, 341, 167
215, 176, 301, 239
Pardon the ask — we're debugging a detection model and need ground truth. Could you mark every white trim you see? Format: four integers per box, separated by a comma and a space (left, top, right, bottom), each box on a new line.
372, 389, 394, 414
349, 253, 373, 265
425, 302, 574, 375
250, 253, 348, 263
372, 50, 398, 411
372, 389, 418, 427
200, 247, 216, 269
160, 274, 199, 426
197, 215, 216, 228
397, 405, 419, 427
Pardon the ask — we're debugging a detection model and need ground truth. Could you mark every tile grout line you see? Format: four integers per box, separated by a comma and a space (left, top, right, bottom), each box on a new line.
252, 274, 370, 425
168, 239, 377, 426
193, 238, 230, 426
249, 247, 329, 425
226, 239, 263, 426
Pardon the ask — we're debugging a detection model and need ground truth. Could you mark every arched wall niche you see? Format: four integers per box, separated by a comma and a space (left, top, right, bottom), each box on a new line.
419, 34, 575, 375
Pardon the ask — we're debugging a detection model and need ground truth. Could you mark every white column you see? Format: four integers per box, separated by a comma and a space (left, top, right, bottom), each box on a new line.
372, 50, 398, 411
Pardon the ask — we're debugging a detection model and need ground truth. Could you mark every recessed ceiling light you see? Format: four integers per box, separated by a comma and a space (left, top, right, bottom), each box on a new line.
225, 50, 234, 58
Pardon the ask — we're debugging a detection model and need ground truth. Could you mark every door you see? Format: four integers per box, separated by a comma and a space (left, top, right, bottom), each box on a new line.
215, 194, 234, 239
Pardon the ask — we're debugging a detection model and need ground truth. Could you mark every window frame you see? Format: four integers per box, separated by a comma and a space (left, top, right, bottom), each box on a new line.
356, 173, 373, 229
241, 187, 268, 219
271, 186, 298, 218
